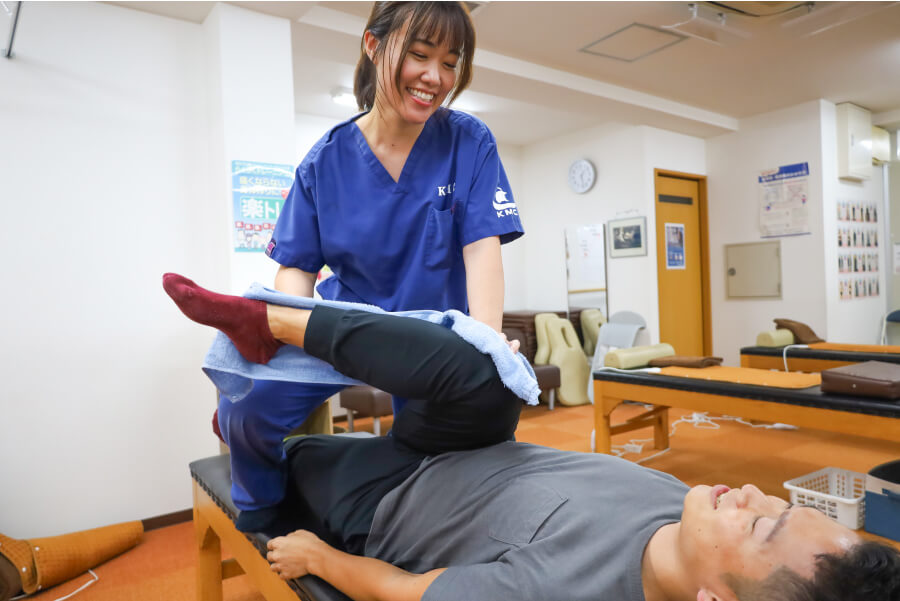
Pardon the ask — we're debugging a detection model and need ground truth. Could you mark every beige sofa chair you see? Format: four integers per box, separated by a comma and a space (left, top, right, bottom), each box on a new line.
580, 308, 607, 357
535, 313, 590, 406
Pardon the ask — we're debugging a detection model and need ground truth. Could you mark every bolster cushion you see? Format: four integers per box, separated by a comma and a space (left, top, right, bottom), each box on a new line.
604, 343, 675, 369
756, 329, 796, 347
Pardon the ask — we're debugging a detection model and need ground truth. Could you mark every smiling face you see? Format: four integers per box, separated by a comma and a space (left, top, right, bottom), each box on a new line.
679, 484, 859, 600
366, 24, 460, 126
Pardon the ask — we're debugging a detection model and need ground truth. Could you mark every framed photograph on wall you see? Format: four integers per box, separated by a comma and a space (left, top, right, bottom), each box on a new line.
607, 216, 647, 258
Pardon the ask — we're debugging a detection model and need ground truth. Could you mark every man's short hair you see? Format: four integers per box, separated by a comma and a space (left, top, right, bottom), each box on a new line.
725, 540, 900, 601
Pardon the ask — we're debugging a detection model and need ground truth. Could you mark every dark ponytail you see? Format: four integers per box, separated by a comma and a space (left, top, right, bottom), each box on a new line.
353, 2, 475, 112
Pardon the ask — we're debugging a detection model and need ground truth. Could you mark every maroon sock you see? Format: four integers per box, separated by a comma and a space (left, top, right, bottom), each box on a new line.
162, 273, 284, 364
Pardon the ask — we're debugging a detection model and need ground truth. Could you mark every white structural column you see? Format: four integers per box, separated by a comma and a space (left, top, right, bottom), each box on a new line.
203, 3, 297, 292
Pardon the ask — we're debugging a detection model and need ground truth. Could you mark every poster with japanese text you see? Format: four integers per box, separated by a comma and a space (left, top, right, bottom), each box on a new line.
231, 160, 294, 252
665, 223, 685, 269
758, 162, 810, 237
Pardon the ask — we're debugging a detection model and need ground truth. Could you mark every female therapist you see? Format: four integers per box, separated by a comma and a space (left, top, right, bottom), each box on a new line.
220, 1, 525, 532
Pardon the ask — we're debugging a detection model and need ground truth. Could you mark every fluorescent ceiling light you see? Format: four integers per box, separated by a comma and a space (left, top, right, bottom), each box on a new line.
331, 87, 357, 108
781, 1, 897, 37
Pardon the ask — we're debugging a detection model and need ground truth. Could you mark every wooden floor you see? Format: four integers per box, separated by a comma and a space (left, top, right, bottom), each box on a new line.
26, 402, 900, 601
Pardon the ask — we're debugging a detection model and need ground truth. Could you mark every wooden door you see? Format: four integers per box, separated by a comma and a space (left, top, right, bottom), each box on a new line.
655, 172, 708, 356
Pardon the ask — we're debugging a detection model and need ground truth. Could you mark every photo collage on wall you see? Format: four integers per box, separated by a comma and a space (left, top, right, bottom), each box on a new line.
837, 199, 880, 300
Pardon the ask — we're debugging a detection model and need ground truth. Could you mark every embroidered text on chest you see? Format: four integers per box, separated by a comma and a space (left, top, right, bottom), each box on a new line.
437, 182, 457, 196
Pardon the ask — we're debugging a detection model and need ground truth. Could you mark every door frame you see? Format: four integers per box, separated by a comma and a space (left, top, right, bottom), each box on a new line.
653, 168, 712, 355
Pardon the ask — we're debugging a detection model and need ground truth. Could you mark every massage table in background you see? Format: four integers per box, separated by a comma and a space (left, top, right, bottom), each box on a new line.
592, 366, 900, 455
741, 343, 900, 372
191, 453, 353, 601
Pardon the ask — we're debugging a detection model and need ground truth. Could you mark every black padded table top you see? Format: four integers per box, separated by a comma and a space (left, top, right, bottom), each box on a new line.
190, 454, 352, 601
593, 369, 900, 419
741, 345, 900, 364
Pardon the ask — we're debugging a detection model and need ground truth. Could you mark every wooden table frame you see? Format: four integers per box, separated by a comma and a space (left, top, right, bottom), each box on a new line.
592, 377, 900, 455
193, 480, 305, 601
740, 353, 859, 372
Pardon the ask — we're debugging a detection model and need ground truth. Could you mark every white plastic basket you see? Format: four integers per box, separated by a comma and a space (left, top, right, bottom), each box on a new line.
783, 467, 866, 529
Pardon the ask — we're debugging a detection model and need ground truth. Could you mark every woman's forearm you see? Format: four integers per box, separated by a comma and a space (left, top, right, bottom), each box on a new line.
274, 265, 318, 297
462, 236, 504, 332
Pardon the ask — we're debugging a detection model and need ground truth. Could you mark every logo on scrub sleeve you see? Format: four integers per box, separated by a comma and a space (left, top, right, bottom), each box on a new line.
493, 187, 518, 217
265, 240, 276, 257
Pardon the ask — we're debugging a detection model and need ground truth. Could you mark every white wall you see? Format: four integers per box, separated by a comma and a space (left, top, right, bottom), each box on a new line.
509, 122, 706, 341
706, 100, 890, 361
497, 142, 527, 310
706, 101, 829, 364
0, 2, 219, 537
821, 101, 887, 343
205, 3, 297, 294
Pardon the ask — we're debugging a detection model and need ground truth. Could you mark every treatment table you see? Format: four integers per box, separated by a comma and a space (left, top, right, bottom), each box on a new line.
740, 343, 900, 372
191, 454, 352, 601
592, 367, 900, 454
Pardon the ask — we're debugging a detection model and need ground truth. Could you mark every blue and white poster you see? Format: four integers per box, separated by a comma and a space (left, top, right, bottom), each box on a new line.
231, 160, 294, 252
758, 162, 810, 237
665, 223, 685, 269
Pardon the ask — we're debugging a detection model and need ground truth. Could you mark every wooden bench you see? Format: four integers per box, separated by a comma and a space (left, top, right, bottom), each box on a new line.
191, 453, 353, 601
592, 368, 900, 455
740, 345, 900, 372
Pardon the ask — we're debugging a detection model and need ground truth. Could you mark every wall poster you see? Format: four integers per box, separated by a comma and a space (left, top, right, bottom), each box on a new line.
836, 198, 880, 300
665, 223, 685, 269
758, 162, 810, 237
231, 160, 294, 252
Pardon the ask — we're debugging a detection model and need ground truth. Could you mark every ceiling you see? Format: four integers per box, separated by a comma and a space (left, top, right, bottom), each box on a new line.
105, 1, 900, 145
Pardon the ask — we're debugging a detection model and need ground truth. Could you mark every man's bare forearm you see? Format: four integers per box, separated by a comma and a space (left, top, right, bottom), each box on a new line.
268, 530, 445, 601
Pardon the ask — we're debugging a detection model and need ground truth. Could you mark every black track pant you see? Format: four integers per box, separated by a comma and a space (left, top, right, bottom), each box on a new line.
284, 306, 522, 553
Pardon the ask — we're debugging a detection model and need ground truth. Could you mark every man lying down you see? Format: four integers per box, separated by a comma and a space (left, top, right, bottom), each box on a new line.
163, 273, 900, 601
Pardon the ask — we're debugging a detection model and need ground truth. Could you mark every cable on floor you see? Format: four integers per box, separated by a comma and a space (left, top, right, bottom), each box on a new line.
11, 570, 99, 601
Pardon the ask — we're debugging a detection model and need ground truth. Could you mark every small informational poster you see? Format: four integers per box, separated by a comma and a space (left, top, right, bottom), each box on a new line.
837, 197, 881, 300
665, 223, 685, 269
231, 160, 294, 252
759, 162, 810, 237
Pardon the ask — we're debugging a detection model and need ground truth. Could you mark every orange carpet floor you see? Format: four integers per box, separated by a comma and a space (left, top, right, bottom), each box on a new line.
25, 403, 900, 600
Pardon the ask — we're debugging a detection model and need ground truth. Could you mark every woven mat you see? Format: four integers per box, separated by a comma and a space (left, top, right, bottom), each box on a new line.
808, 342, 900, 354
659, 366, 821, 389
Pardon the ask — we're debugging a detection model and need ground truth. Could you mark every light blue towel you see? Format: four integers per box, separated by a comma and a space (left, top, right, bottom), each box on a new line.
202, 283, 540, 406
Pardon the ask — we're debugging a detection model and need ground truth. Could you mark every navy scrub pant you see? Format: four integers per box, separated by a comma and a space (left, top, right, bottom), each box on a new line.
284, 305, 523, 553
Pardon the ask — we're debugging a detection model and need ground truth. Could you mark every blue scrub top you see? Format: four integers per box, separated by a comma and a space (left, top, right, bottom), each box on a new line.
267, 108, 524, 313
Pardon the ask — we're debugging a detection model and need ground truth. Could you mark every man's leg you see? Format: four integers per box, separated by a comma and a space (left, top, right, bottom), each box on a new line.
303, 306, 521, 454
164, 274, 521, 452
283, 434, 425, 554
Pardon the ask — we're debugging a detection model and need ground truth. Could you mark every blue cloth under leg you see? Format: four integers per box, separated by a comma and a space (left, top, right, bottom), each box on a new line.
217, 379, 344, 512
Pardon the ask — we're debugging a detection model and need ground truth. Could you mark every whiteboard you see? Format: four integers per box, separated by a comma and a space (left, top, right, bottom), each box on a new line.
565, 225, 607, 293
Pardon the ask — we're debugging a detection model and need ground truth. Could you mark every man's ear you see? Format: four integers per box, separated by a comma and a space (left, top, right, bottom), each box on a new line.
697, 589, 722, 601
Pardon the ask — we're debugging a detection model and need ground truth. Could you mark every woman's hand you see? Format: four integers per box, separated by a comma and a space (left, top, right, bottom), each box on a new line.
499, 332, 520, 354
267, 530, 322, 580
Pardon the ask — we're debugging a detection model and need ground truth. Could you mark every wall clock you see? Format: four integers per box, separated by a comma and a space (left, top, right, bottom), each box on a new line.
568, 159, 596, 194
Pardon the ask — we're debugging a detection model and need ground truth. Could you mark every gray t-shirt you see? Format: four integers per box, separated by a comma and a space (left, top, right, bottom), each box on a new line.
365, 442, 687, 601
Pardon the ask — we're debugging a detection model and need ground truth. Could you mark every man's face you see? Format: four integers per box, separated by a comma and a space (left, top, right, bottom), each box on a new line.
678, 484, 859, 600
